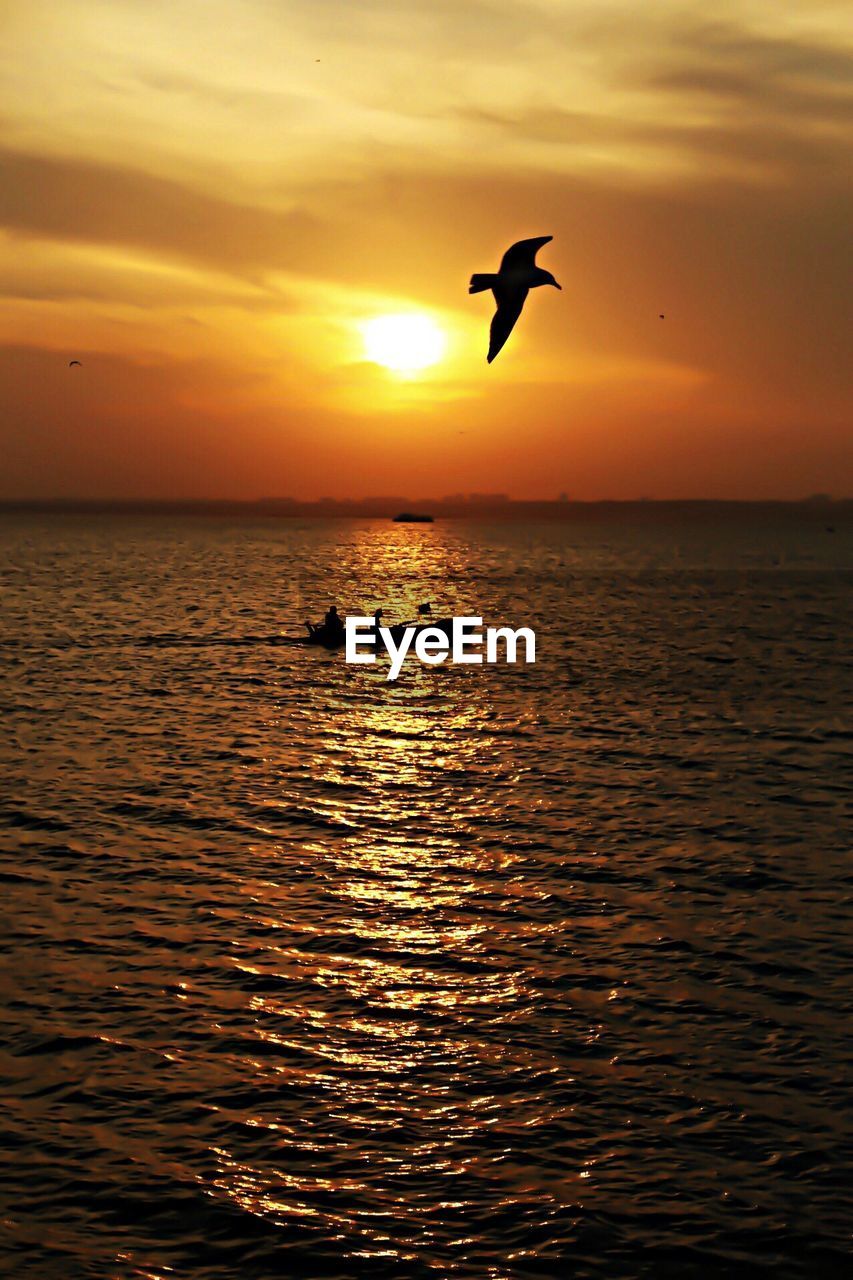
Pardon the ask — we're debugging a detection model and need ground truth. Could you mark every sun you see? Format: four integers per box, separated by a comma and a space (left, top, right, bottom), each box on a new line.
362, 313, 446, 373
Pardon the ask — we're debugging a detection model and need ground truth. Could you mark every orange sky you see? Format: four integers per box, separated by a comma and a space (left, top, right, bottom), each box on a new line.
1, 0, 851, 499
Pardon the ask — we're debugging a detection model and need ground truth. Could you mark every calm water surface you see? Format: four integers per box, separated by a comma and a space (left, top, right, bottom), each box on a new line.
1, 513, 851, 1278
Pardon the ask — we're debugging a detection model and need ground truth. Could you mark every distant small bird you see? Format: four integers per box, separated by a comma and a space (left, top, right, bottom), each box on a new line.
69, 359, 82, 367
417, 602, 431, 615
469, 235, 560, 363
659, 314, 665, 320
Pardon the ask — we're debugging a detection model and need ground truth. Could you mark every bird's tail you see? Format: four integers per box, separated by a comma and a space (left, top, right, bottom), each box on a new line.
469, 273, 497, 295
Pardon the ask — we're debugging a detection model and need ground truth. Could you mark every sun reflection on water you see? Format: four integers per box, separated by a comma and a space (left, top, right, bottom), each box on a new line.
204, 525, 558, 1252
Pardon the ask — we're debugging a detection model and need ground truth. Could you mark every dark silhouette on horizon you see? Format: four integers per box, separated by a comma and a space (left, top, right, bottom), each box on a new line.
3, 498, 849, 521
469, 236, 561, 363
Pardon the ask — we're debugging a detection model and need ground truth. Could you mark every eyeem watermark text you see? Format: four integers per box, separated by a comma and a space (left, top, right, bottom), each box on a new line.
346, 616, 536, 681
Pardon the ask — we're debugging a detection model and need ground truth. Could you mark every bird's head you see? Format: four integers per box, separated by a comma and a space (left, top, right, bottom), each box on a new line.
533, 268, 561, 290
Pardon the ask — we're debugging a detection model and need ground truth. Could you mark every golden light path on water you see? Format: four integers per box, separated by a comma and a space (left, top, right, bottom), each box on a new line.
210, 527, 567, 1257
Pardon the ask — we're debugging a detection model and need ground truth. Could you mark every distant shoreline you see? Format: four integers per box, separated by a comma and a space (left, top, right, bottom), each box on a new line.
0, 497, 849, 520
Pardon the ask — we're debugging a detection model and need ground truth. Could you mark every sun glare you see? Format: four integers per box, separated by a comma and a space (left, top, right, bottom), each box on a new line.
362, 313, 446, 373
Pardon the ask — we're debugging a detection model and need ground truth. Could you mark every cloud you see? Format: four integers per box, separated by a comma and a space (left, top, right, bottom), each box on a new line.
445, 14, 853, 185
0, 147, 322, 278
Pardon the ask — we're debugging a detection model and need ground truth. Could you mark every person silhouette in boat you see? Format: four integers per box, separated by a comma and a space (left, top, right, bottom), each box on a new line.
305, 605, 345, 640
325, 605, 344, 638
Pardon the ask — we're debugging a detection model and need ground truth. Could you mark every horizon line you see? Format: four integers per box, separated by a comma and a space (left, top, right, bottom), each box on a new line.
0, 495, 849, 508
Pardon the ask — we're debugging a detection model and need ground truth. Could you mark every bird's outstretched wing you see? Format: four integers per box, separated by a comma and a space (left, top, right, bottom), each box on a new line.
487, 293, 526, 363
500, 235, 552, 273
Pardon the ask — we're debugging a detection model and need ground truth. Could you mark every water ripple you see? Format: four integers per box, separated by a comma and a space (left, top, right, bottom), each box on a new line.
0, 513, 851, 1278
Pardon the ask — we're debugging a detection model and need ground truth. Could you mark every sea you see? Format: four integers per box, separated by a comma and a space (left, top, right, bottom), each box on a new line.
1, 509, 851, 1279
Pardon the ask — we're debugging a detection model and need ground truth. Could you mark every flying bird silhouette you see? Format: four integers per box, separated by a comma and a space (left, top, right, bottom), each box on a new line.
469, 235, 560, 363
68, 359, 82, 367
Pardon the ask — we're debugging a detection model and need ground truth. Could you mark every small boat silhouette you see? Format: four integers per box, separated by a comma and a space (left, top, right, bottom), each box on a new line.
301, 617, 453, 650
393, 512, 434, 523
